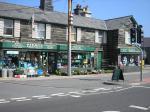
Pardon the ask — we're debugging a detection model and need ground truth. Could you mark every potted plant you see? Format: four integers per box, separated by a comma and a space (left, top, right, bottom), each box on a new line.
14, 68, 25, 78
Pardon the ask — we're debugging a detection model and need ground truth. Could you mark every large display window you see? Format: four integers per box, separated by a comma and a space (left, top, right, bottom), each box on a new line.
56, 52, 95, 69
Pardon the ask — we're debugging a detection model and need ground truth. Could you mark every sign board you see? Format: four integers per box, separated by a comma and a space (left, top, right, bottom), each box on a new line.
6, 51, 19, 54
0, 42, 103, 52
120, 47, 141, 53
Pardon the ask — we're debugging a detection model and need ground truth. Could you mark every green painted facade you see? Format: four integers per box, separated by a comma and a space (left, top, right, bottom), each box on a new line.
0, 42, 103, 69
120, 47, 141, 54
0, 42, 101, 52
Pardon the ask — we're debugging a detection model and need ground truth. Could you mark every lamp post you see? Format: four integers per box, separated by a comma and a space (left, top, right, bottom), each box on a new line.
68, 0, 73, 76
133, 43, 143, 82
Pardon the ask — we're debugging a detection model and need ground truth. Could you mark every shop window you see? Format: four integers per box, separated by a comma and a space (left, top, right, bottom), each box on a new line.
4, 19, 14, 36
37, 23, 45, 39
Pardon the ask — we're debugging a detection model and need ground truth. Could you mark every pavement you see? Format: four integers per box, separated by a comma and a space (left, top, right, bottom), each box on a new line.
0, 66, 150, 86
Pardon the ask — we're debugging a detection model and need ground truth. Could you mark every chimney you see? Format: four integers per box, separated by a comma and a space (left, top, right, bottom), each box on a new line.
82, 6, 92, 17
40, 0, 53, 11
74, 4, 83, 16
74, 4, 92, 17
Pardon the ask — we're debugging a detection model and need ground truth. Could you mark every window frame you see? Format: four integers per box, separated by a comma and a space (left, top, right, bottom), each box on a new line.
98, 31, 104, 43
37, 23, 46, 39
3, 19, 14, 36
71, 27, 77, 42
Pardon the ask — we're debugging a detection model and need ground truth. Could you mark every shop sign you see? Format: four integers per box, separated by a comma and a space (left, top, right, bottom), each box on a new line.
57, 44, 97, 51
120, 47, 141, 53
6, 51, 19, 54
72, 45, 96, 51
1, 42, 102, 52
1, 42, 57, 50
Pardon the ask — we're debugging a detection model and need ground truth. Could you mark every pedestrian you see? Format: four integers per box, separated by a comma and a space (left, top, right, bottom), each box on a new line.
112, 66, 124, 81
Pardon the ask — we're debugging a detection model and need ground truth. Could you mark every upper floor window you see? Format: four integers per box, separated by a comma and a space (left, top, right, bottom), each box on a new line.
4, 19, 14, 36
71, 27, 77, 42
37, 23, 45, 39
82, 29, 95, 40
125, 30, 131, 45
98, 31, 104, 43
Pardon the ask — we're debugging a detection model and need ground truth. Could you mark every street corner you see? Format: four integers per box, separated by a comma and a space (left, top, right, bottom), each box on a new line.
141, 77, 150, 84
103, 80, 125, 85
129, 77, 150, 86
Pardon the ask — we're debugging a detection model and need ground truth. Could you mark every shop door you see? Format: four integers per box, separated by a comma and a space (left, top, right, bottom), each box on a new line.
48, 53, 57, 73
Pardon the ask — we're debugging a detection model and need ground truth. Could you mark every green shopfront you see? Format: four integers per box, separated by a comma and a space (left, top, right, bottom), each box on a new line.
0, 42, 102, 74
118, 46, 141, 72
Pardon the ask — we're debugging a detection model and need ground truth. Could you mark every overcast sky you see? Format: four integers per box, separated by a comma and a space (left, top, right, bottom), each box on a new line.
1, 0, 150, 37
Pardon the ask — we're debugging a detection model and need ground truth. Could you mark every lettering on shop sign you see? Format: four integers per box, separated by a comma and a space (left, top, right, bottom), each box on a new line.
120, 48, 140, 53
47, 45, 56, 49
26, 43, 43, 49
72, 46, 82, 50
12, 42, 23, 48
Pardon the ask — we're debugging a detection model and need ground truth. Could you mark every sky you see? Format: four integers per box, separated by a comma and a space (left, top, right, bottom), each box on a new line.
0, 0, 150, 37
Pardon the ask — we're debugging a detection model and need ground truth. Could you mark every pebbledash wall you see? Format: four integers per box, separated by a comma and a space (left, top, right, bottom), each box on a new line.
0, 1, 143, 73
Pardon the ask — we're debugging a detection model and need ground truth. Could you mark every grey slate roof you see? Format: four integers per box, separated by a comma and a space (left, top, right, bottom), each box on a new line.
105, 16, 135, 30
0, 2, 107, 30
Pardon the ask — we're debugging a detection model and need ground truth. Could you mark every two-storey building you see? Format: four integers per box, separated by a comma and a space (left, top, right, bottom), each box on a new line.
0, 1, 107, 74
105, 16, 143, 72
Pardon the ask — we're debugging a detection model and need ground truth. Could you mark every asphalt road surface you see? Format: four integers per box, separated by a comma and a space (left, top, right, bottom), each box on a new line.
0, 84, 150, 112
0, 71, 150, 112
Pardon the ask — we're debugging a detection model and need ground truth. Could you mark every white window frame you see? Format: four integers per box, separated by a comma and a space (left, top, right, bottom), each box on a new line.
71, 27, 77, 42
125, 30, 131, 45
98, 31, 104, 43
3, 19, 14, 36
37, 23, 45, 39
77, 28, 81, 42
95, 30, 107, 44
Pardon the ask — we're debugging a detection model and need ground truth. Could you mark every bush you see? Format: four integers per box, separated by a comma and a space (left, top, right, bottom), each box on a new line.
72, 69, 80, 75
55, 69, 61, 76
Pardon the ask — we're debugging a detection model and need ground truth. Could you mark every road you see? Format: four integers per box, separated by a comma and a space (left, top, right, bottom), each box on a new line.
0, 70, 150, 112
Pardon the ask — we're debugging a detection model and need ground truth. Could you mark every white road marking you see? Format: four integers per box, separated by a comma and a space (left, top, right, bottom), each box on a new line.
0, 99, 6, 101
0, 101, 10, 104
115, 86, 123, 89
129, 105, 149, 110
102, 111, 120, 112
11, 97, 27, 100
115, 86, 134, 92
33, 95, 51, 99
81, 90, 98, 93
69, 91, 85, 95
133, 85, 150, 89
11, 97, 31, 102
0, 99, 10, 104
94, 88, 112, 91
70, 95, 81, 98
16, 99, 31, 102
51, 93, 67, 96
36, 97, 51, 99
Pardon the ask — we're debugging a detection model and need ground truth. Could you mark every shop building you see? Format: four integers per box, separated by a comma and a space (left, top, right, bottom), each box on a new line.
143, 38, 150, 65
0, 1, 107, 75
105, 16, 143, 72
0, 0, 144, 76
